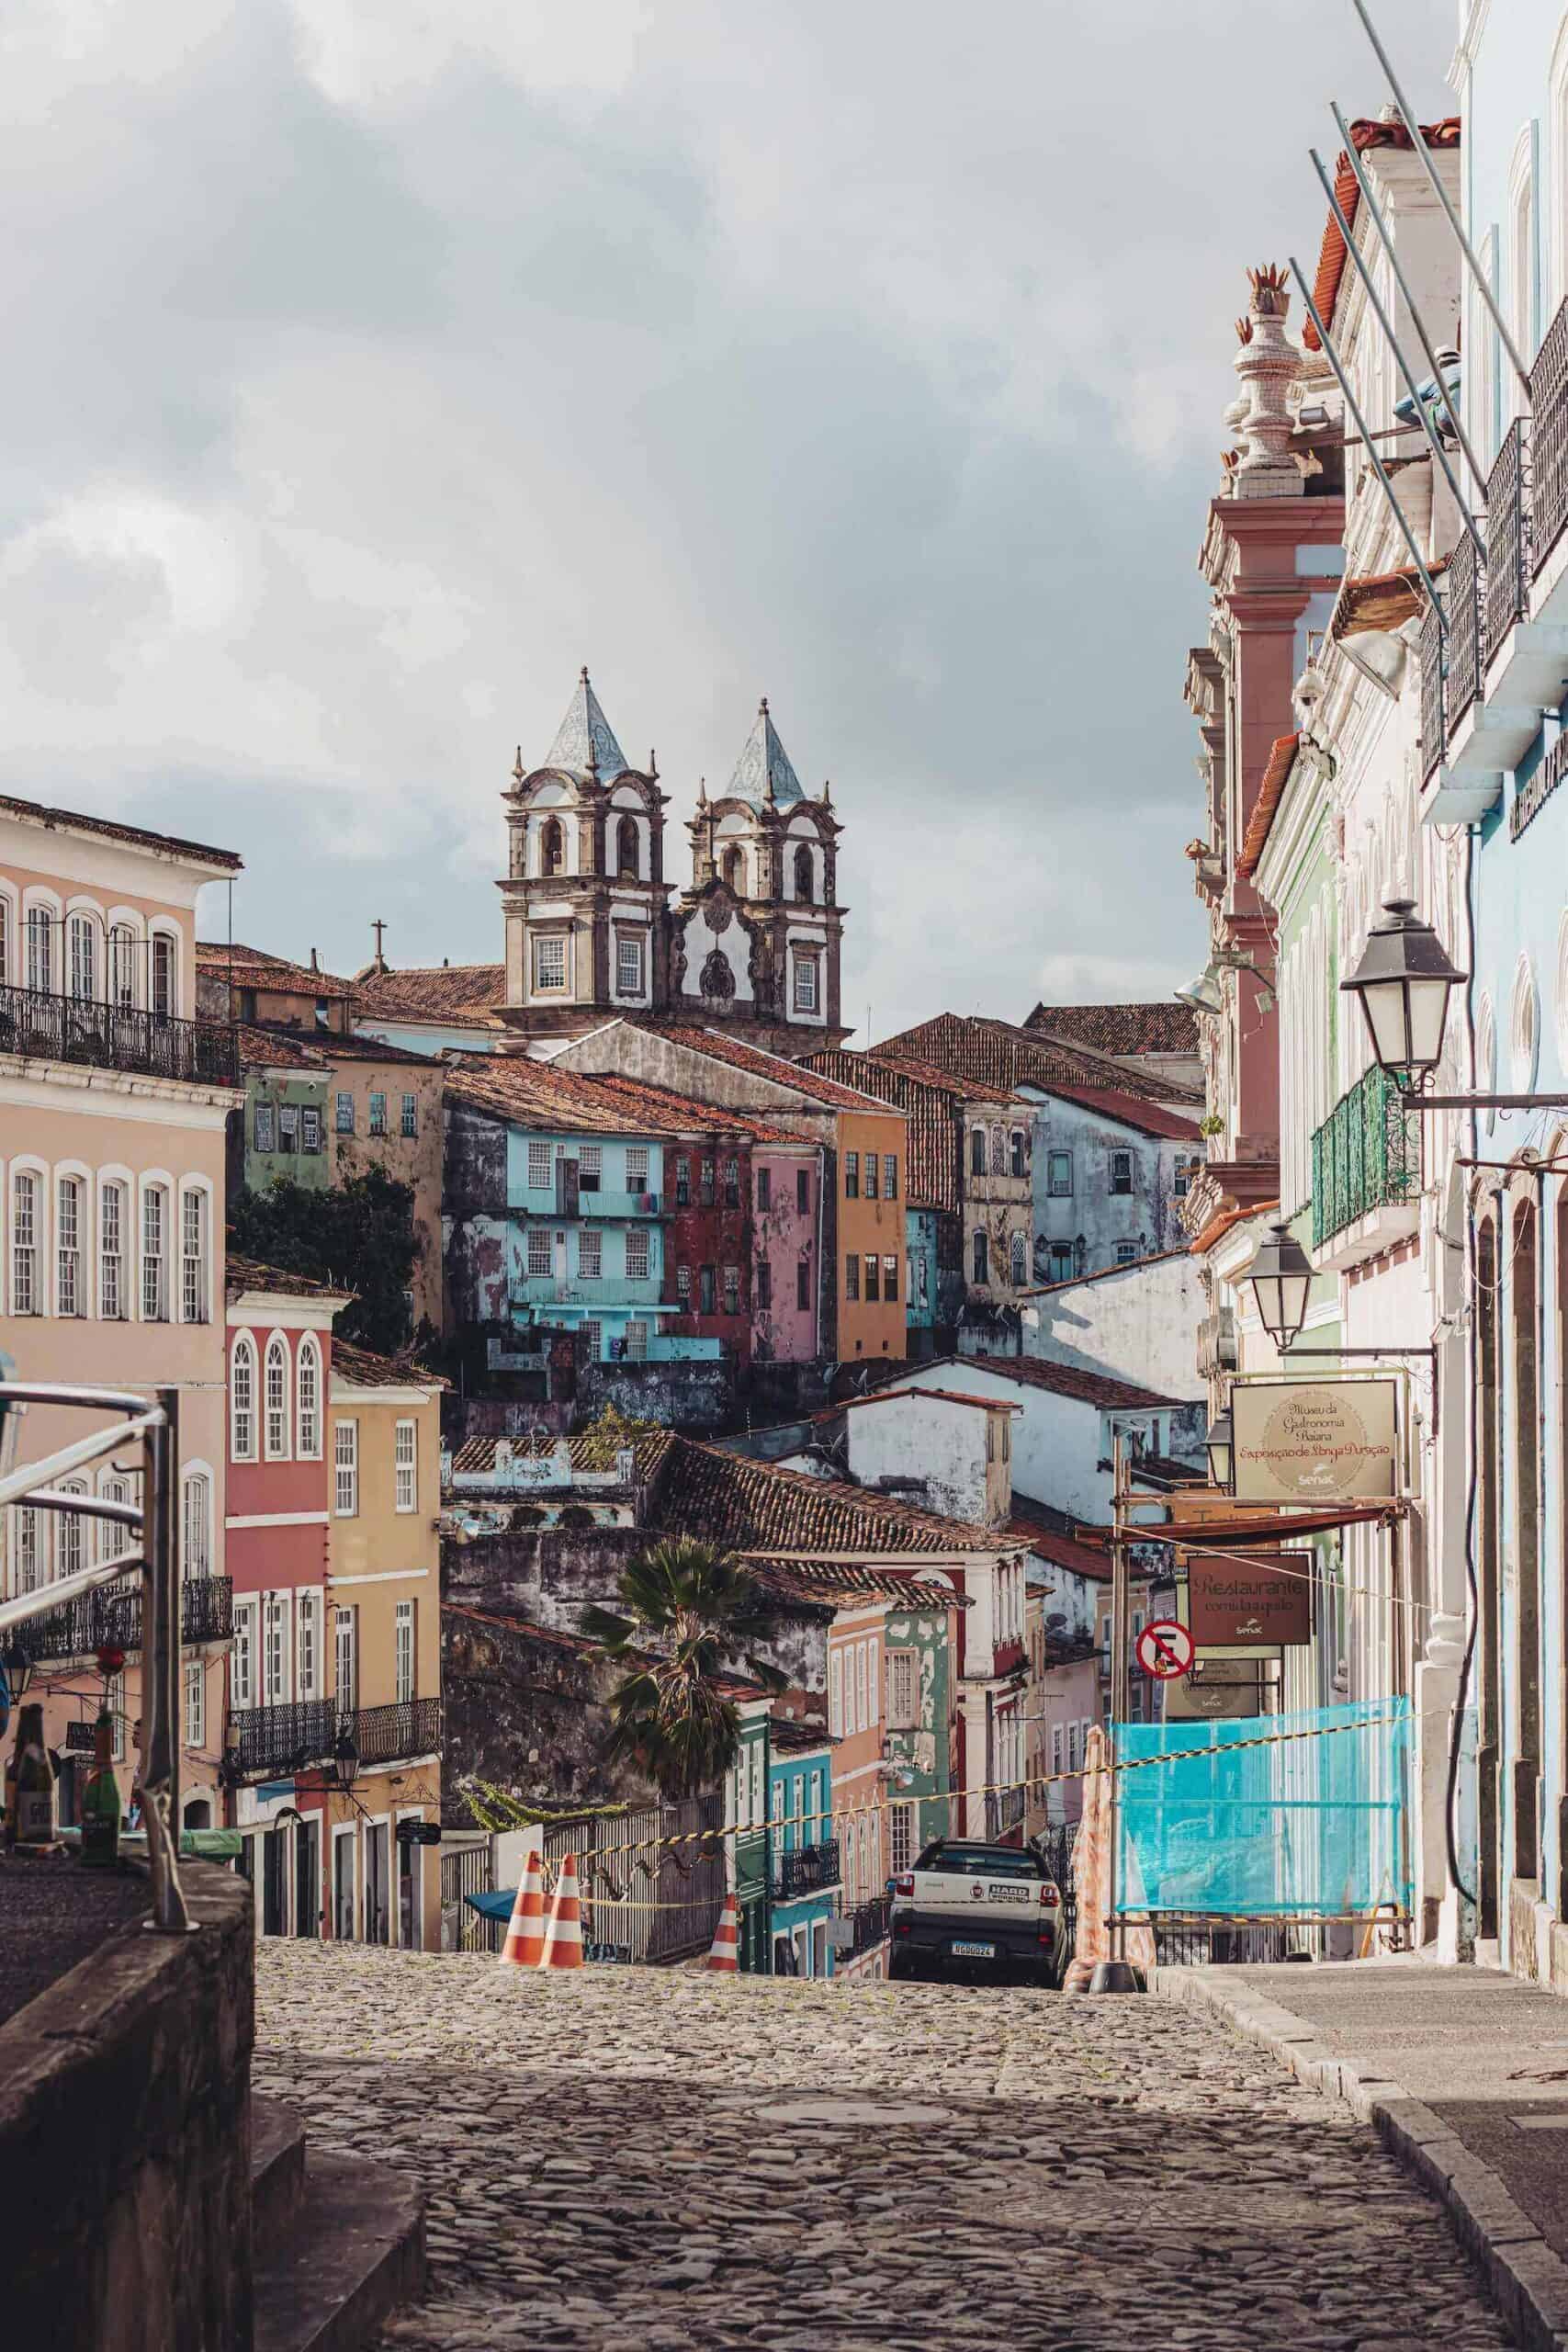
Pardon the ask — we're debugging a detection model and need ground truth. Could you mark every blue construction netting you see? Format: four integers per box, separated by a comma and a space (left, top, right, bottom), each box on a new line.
1113, 1698, 1412, 1918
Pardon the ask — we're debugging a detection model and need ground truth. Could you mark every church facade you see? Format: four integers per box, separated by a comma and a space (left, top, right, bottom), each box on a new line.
497, 672, 849, 1057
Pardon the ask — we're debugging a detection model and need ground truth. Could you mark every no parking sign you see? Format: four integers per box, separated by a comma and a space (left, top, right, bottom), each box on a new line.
1134, 1619, 1194, 1681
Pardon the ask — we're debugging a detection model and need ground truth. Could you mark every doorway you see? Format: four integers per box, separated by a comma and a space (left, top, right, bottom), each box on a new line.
262, 1827, 288, 1937
398, 1823, 421, 1950
333, 1826, 356, 1941
295, 1816, 321, 1938
365, 1821, 391, 1945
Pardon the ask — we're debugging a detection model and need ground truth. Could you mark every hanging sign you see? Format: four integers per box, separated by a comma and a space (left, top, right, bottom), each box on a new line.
1186, 1550, 1313, 1646
1163, 1659, 1269, 1722
1231, 1378, 1398, 1505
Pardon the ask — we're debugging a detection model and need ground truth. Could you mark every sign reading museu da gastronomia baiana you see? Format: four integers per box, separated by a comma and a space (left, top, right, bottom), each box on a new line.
1230, 1378, 1399, 1506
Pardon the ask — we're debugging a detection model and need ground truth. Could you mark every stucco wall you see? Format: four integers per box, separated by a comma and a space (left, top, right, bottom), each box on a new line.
1020, 1250, 1205, 1399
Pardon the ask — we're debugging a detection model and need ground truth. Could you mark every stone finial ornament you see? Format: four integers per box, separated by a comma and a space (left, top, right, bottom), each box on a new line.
511, 745, 525, 785
1228, 263, 1305, 500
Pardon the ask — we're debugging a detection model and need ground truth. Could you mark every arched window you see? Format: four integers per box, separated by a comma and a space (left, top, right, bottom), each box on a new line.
1010, 1231, 1028, 1286
616, 816, 639, 879
990, 1125, 1005, 1174
13, 1506, 42, 1593
970, 1128, 987, 1176
264, 1332, 291, 1460
183, 1470, 211, 1578
541, 818, 565, 877
68, 912, 97, 1001
26, 906, 52, 993
56, 1173, 85, 1317
231, 1333, 258, 1461
971, 1230, 988, 1284
1010, 1129, 1027, 1179
794, 844, 813, 904
99, 1473, 130, 1566
57, 1480, 86, 1583
722, 845, 743, 895
108, 923, 137, 1008
151, 930, 175, 1018
141, 1182, 169, 1321
298, 1335, 323, 1458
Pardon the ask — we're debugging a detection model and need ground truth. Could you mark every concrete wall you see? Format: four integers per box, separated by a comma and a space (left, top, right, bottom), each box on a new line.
895, 1359, 1182, 1524
1019, 1250, 1204, 1399
1023, 1091, 1197, 1281
4, 1863, 254, 2352
843, 1389, 1010, 1527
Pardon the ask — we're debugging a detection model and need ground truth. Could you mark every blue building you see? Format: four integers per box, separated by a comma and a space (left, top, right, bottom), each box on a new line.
767, 1719, 840, 1977
444, 1058, 725, 1366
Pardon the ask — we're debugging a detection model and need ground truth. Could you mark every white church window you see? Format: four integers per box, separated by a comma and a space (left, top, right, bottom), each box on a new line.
793, 952, 819, 1012
616, 936, 644, 995
534, 936, 567, 991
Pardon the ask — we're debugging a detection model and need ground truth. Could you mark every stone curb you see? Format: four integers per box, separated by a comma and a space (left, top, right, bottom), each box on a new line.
1152, 1965, 1568, 2352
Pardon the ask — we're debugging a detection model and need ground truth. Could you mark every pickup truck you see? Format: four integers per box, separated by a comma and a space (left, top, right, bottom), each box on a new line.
888, 1838, 1064, 1986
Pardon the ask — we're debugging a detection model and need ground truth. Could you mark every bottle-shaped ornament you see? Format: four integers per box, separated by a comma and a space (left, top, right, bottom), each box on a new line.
13, 1703, 58, 1853
80, 1711, 121, 1869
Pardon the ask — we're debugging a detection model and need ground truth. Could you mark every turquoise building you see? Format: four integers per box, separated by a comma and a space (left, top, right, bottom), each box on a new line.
768, 1721, 840, 1977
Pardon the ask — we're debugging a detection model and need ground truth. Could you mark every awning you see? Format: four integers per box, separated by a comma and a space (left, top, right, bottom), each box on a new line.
1157, 1501, 1404, 1550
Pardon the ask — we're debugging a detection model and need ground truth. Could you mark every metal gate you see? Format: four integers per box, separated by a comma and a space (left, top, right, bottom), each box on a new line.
1036, 1822, 1079, 1973
540, 1794, 724, 1965
441, 1842, 498, 1952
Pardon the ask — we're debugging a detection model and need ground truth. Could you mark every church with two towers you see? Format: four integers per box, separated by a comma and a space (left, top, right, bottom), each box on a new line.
494, 670, 849, 1057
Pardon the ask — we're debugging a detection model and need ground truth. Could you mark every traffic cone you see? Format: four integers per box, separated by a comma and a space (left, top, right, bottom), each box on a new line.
499, 1845, 546, 1970
706, 1891, 740, 1973
537, 1852, 585, 1970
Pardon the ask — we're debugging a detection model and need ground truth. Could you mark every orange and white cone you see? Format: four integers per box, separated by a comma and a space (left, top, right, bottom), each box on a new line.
499, 1845, 546, 1970
537, 1852, 585, 1971
706, 1891, 740, 1973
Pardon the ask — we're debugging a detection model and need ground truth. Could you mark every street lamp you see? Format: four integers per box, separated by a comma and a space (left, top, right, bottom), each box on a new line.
1176, 965, 1225, 1016
1205, 1408, 1235, 1493
1339, 899, 1466, 1080
330, 1723, 360, 1795
1247, 1220, 1314, 1351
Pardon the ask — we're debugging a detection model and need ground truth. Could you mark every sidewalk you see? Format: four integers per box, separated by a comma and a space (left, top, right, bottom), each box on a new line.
1156, 1959, 1568, 2352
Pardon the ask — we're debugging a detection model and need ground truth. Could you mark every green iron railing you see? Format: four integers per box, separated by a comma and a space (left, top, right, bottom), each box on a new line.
1310, 1064, 1419, 1249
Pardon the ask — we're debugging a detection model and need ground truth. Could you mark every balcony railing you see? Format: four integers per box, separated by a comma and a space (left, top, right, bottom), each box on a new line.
1310, 1063, 1420, 1250
774, 1838, 841, 1897
986, 1784, 1028, 1840
847, 1895, 890, 1956
1486, 418, 1530, 664
1418, 596, 1445, 784
15, 1575, 233, 1664
347, 1697, 442, 1767
0, 981, 239, 1088
1533, 296, 1568, 579
229, 1699, 337, 1780
1447, 526, 1484, 725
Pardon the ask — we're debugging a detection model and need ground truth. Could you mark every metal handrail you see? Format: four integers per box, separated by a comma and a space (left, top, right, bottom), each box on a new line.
0, 1378, 188, 1933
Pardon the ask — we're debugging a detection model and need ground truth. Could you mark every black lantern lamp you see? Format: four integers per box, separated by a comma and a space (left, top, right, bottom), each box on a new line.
1248, 1220, 1314, 1351
1340, 899, 1466, 1080
1205, 1408, 1235, 1493
330, 1722, 360, 1795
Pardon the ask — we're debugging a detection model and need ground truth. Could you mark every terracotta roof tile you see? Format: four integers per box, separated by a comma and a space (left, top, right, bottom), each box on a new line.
0, 791, 243, 872
840, 1385, 1020, 1415
1236, 733, 1299, 882
873, 1013, 1199, 1107
196, 941, 354, 996
953, 1352, 1183, 1411
1021, 1003, 1199, 1057
235, 1024, 326, 1071
652, 1436, 1021, 1555
446, 1054, 801, 1142
1038, 1085, 1202, 1141
1330, 556, 1450, 642
448, 1429, 674, 1482
330, 1338, 447, 1389
1303, 118, 1461, 352
620, 1021, 900, 1113
224, 1254, 351, 1303
353, 964, 507, 1023
796, 1047, 1026, 1214
749, 1557, 967, 1611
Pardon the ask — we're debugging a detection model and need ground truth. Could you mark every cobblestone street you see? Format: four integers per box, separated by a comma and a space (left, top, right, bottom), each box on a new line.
255, 1946, 1522, 2351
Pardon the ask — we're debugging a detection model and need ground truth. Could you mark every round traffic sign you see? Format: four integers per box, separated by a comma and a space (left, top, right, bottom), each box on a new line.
1135, 1618, 1194, 1681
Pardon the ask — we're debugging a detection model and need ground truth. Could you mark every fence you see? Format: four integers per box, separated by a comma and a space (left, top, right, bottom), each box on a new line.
441, 1843, 498, 1953
539, 1795, 726, 1963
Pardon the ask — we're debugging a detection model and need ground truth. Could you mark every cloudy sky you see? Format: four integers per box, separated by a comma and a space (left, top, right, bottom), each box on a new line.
2, 0, 1452, 1037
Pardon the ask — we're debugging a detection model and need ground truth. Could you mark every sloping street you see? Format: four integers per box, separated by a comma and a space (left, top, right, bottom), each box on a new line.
254, 1947, 1518, 2351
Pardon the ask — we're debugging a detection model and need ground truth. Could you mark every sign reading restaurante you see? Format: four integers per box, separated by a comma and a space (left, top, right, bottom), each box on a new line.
1230, 1378, 1398, 1506
1186, 1550, 1312, 1646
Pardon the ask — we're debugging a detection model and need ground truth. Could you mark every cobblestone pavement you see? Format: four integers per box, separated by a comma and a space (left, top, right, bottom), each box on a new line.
255, 1945, 1522, 2352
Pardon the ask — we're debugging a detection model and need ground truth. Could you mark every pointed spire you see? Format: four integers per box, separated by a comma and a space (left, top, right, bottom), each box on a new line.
649, 747, 658, 780
544, 666, 628, 780
696, 775, 707, 808
511, 744, 525, 785
727, 695, 803, 809
820, 777, 833, 808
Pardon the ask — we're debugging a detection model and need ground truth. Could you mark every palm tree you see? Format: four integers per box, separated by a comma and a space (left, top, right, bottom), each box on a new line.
580, 1538, 784, 1800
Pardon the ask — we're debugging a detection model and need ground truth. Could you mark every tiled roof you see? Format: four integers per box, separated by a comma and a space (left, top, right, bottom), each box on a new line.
874, 1013, 1197, 1107
313, 1030, 441, 1069
448, 1428, 674, 1482
224, 1254, 350, 1303
235, 1020, 439, 1071
353, 965, 506, 1023
1303, 118, 1461, 351
953, 1353, 1182, 1412
652, 1436, 1021, 1556
840, 1385, 1019, 1416
196, 941, 354, 996
1004, 1500, 1114, 1584
620, 1022, 901, 1114
1330, 557, 1448, 642
1130, 1451, 1205, 1490
750, 1557, 966, 1612
1020, 1244, 1190, 1298
235, 1024, 327, 1071
796, 1047, 1024, 1214
769, 1713, 835, 1754
540, 669, 629, 781
330, 1338, 447, 1390
1040, 1085, 1202, 1142
1021, 1003, 1199, 1057
0, 791, 243, 873
725, 696, 805, 808
446, 1054, 797, 1142
1236, 734, 1300, 883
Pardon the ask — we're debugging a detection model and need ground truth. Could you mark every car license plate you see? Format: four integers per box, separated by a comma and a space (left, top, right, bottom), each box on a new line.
950, 1939, 996, 1960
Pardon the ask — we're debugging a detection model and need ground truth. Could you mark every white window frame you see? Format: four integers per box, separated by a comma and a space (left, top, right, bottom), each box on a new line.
887, 1647, 917, 1730
297, 1334, 323, 1459
394, 1419, 417, 1513
24, 894, 58, 994
527, 1139, 550, 1190
533, 933, 568, 992
179, 1182, 210, 1324
149, 926, 177, 1020
263, 1592, 291, 1704
231, 1331, 259, 1463
578, 1225, 603, 1279
624, 1319, 648, 1363
829, 1649, 842, 1737
98, 1170, 129, 1321
334, 1604, 356, 1713
615, 934, 644, 997
140, 1177, 170, 1323
394, 1600, 415, 1703
625, 1227, 650, 1282
625, 1146, 649, 1191
264, 1332, 292, 1460
525, 1225, 551, 1278
11, 1160, 45, 1316
368, 1091, 388, 1136
56, 1168, 85, 1317
232, 1600, 258, 1710
400, 1092, 417, 1138
182, 1467, 211, 1579
185, 1657, 206, 1751
297, 1590, 321, 1700
334, 1419, 358, 1518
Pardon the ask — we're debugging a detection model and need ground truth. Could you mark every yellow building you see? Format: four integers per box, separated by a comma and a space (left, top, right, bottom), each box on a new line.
324, 1341, 445, 1950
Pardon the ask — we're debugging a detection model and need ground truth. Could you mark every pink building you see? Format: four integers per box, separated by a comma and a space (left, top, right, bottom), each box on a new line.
0, 791, 243, 1827
750, 1139, 823, 1363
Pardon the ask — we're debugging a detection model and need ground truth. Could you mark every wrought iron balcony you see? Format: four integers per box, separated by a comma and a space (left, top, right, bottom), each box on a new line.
774, 1838, 840, 1897
1310, 1063, 1420, 1250
847, 1895, 890, 1956
228, 1699, 337, 1781
0, 980, 239, 1088
15, 1575, 233, 1664
1486, 418, 1530, 664
345, 1697, 442, 1767
1446, 528, 1484, 727
1418, 597, 1445, 785
1533, 296, 1568, 581
986, 1784, 1027, 1840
